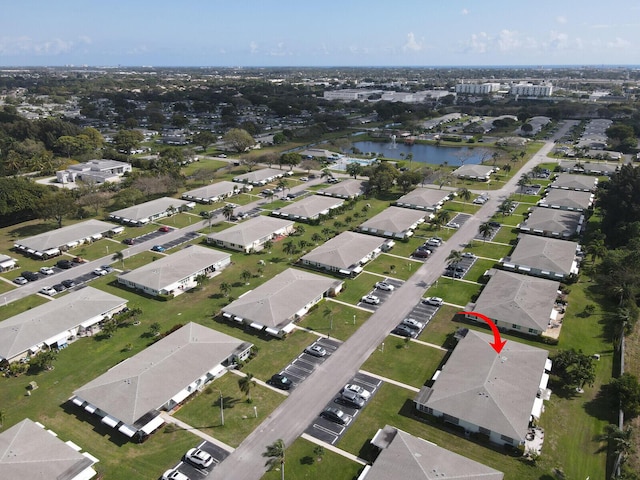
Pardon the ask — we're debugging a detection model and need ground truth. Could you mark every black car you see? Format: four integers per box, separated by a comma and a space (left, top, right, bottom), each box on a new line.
21, 271, 39, 282
53, 284, 66, 293
56, 259, 74, 269
61, 279, 76, 288
319, 407, 349, 425
391, 325, 416, 338
488, 221, 501, 228
123, 238, 135, 245
268, 373, 292, 391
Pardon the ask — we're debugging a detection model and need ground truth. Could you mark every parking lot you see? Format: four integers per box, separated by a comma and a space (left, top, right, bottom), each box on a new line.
151, 231, 202, 251
304, 372, 382, 445
447, 212, 472, 229
277, 338, 341, 388
443, 253, 478, 279
357, 277, 403, 310
165, 439, 230, 479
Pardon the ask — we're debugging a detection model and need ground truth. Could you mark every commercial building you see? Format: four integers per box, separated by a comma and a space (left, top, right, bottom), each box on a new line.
455, 83, 501, 95
56, 159, 132, 185
509, 82, 553, 97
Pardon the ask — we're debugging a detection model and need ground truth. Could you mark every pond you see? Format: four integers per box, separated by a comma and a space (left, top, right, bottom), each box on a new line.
352, 141, 492, 166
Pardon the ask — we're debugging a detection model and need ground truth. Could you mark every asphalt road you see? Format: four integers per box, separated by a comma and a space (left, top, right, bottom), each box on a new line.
211, 132, 572, 480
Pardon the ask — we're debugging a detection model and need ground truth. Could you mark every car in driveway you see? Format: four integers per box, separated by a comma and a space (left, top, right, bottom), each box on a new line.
391, 325, 417, 338
39, 286, 57, 296
304, 345, 327, 357
13, 276, 28, 285
343, 383, 371, 400
361, 294, 380, 305
185, 447, 214, 468
56, 259, 74, 269
158, 225, 171, 232
423, 296, 443, 306
93, 267, 108, 276
401, 318, 424, 330
22, 271, 39, 282
162, 469, 190, 480
268, 373, 293, 391
151, 245, 166, 252
426, 237, 443, 247
299, 176, 308, 182
39, 266, 55, 275
61, 279, 76, 288
375, 281, 394, 291
320, 407, 350, 425
100, 265, 114, 273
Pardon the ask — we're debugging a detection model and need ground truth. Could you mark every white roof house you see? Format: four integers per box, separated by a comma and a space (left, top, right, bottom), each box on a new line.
207, 216, 295, 253
300, 231, 393, 276
364, 425, 503, 480
271, 195, 344, 222
316, 179, 367, 199
500, 235, 579, 281
394, 187, 450, 212
0, 287, 127, 363
109, 197, 194, 226
232, 168, 284, 186
357, 206, 426, 239
117, 245, 231, 297
0, 418, 99, 480
550, 173, 598, 192
14, 219, 118, 259
181, 181, 240, 203
73, 322, 252, 440
538, 189, 595, 212
0, 254, 17, 272
453, 164, 495, 181
56, 159, 132, 185
519, 208, 584, 239
222, 268, 343, 337
414, 329, 550, 447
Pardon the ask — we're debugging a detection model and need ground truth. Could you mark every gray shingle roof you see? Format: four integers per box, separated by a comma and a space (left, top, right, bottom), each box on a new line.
15, 219, 116, 253
358, 206, 426, 233
539, 189, 594, 210
507, 235, 578, 275
453, 164, 494, 178
232, 168, 283, 184
301, 231, 386, 270
182, 181, 238, 201
317, 179, 367, 198
550, 173, 598, 191
520, 208, 583, 236
394, 187, 450, 210
273, 195, 343, 219
110, 197, 191, 222
207, 216, 293, 248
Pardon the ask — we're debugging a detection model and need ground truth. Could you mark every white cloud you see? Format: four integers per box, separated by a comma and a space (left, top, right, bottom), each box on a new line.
607, 37, 631, 48
461, 8, 469, 15
249, 41, 258, 54
268, 42, 289, 57
545, 31, 569, 50
402, 32, 424, 52
0, 36, 74, 55
497, 29, 520, 51
78, 35, 92, 45
556, 16, 567, 24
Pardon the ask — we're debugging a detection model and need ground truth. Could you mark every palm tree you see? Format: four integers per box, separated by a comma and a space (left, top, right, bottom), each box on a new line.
323, 304, 334, 332
517, 175, 530, 196
600, 424, 633, 458
241, 269, 252, 285
446, 249, 463, 272
435, 210, 451, 226
238, 373, 257, 403
478, 222, 493, 242
586, 238, 606, 265
277, 178, 289, 198
311, 232, 323, 244
263, 439, 286, 480
458, 188, 471, 205
498, 199, 514, 217
265, 190, 275, 203
263, 240, 273, 252
222, 204, 235, 221
283, 241, 297, 256
220, 282, 231, 297
112, 250, 125, 269
295, 225, 305, 236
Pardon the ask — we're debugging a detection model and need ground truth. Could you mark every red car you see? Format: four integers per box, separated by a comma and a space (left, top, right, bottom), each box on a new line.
158, 226, 171, 232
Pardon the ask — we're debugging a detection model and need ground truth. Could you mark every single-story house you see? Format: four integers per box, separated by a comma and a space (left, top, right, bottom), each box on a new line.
357, 206, 426, 240
557, 160, 618, 176
393, 187, 450, 212
500, 235, 579, 281
300, 231, 394, 276
271, 195, 344, 222
361, 425, 503, 480
519, 208, 584, 239
117, 245, 231, 297
549, 173, 598, 192
221, 268, 343, 337
465, 269, 561, 336
109, 197, 194, 226
182, 181, 247, 204
207, 216, 294, 253
414, 329, 551, 448
538, 189, 594, 212
72, 322, 252, 441
0, 287, 127, 363
14, 219, 119, 259
232, 168, 285, 186
452, 164, 495, 182
56, 159, 132, 185
298, 148, 341, 160
0, 418, 99, 480
316, 179, 367, 199
0, 254, 17, 272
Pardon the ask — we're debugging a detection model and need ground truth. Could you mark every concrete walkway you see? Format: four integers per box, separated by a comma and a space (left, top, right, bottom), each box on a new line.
160, 412, 235, 453
358, 369, 421, 393
228, 369, 288, 396
300, 433, 368, 465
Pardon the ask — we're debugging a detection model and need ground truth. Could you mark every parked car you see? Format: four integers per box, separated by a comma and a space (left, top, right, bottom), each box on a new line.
13, 276, 28, 285
56, 259, 74, 269
39, 286, 57, 296
423, 297, 443, 306
123, 238, 135, 245
268, 373, 292, 391
151, 245, 166, 252
401, 318, 424, 330
39, 266, 55, 275
338, 390, 365, 409
53, 284, 66, 293
304, 345, 327, 357
413, 248, 431, 258
426, 237, 443, 247
446, 221, 460, 229
93, 267, 108, 276
162, 469, 190, 480
488, 221, 501, 228
375, 281, 395, 291
158, 225, 171, 232
343, 383, 372, 400
462, 252, 476, 259
391, 325, 417, 338
299, 177, 308, 182
320, 407, 350, 425
100, 265, 114, 273
61, 279, 76, 288
361, 294, 380, 305
444, 270, 463, 278
185, 448, 214, 468
21, 271, 39, 282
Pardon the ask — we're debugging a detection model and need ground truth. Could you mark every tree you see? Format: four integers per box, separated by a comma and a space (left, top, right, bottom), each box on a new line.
311, 232, 323, 244
478, 222, 493, 242
283, 241, 297, 256
346, 162, 363, 179
223, 128, 254, 153
192, 130, 217, 152
498, 199, 514, 217
222, 204, 235, 221
263, 439, 285, 480
38, 189, 76, 228
279, 152, 301, 171
458, 188, 472, 204
600, 424, 634, 459
277, 178, 289, 197
220, 282, 231, 297
113, 129, 144, 157
149, 322, 161, 337
313, 445, 325, 462
32, 349, 58, 371
435, 209, 451, 227
397, 170, 421, 193
517, 175, 530, 196
238, 373, 257, 403
446, 249, 463, 269
610, 373, 640, 419
552, 349, 596, 391
112, 251, 125, 269
101, 319, 118, 338
294, 225, 305, 236
241, 269, 252, 285
263, 240, 273, 252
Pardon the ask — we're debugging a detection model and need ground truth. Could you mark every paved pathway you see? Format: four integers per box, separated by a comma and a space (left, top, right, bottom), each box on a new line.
300, 433, 368, 465
358, 370, 421, 393
160, 412, 235, 453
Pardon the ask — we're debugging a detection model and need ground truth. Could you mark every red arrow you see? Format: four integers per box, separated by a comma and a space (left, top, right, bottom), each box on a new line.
458, 311, 507, 354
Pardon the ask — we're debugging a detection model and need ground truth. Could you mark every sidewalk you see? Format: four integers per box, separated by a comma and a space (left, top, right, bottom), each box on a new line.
358, 369, 421, 393
160, 412, 235, 453
300, 433, 368, 465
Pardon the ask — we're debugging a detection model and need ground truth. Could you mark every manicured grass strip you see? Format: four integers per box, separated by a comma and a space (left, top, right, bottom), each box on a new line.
0, 294, 49, 321
490, 226, 519, 245
361, 336, 446, 388
363, 254, 418, 281
297, 301, 371, 342
424, 279, 482, 307
0, 280, 16, 294
463, 241, 513, 260
464, 258, 497, 283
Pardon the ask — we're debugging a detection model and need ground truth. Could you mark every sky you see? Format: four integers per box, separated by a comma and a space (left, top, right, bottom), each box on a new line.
1, 1, 639, 67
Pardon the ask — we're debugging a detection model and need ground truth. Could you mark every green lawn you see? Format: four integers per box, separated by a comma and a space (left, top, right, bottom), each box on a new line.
463, 240, 513, 260
490, 226, 520, 245
361, 336, 446, 388
262, 437, 364, 480
445, 202, 482, 214
0, 293, 49, 321
363, 254, 419, 281
463, 259, 497, 283
0, 279, 16, 294
424, 279, 483, 308
156, 212, 201, 229
298, 300, 371, 341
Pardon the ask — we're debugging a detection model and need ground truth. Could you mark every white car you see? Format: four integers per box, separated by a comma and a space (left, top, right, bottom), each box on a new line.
375, 281, 395, 291
39, 286, 57, 296
304, 345, 327, 357
343, 383, 372, 400
361, 295, 380, 305
93, 268, 108, 276
401, 318, 424, 330
299, 177, 308, 182
185, 447, 214, 468
423, 296, 443, 307
446, 222, 460, 229
39, 266, 55, 275
162, 469, 190, 480
462, 252, 476, 259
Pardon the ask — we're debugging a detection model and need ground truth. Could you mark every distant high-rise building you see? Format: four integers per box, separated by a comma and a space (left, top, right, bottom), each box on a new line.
509, 82, 553, 97
455, 82, 501, 94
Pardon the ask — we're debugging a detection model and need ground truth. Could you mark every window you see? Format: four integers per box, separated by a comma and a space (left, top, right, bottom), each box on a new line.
443, 413, 459, 425
500, 434, 515, 444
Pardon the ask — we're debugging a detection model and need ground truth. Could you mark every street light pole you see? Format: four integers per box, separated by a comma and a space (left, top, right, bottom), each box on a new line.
353, 314, 356, 325
217, 389, 225, 426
